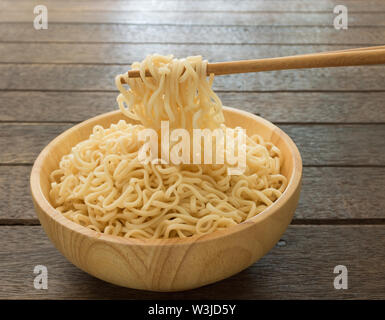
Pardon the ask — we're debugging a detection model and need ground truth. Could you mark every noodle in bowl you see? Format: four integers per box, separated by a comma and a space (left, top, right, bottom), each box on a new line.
30, 55, 302, 291
31, 107, 302, 291
49, 55, 288, 240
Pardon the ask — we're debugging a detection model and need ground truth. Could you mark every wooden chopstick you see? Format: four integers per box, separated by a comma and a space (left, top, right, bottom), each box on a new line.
305, 45, 385, 56
120, 45, 385, 82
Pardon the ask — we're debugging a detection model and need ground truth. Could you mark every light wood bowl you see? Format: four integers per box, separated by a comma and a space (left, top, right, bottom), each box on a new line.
30, 107, 302, 292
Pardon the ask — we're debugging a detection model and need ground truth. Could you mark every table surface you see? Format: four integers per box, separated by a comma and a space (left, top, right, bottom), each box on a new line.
0, 0, 384, 299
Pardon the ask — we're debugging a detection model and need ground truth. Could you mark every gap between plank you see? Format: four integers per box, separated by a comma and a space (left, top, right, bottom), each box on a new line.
2, 21, 385, 28
3, 10, 385, 14
1, 89, 385, 93
291, 219, 385, 225
0, 41, 383, 46
1, 21, 385, 28
1, 120, 385, 125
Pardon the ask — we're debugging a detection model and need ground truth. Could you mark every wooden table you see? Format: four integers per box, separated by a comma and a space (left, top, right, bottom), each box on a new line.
1, 0, 384, 299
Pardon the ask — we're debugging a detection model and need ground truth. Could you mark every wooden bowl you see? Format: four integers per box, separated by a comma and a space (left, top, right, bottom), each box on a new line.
30, 107, 302, 292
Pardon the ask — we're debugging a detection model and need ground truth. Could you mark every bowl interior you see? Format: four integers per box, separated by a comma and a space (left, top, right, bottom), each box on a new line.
35, 107, 300, 238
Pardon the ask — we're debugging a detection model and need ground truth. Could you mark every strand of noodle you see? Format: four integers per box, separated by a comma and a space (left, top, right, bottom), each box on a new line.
50, 54, 287, 239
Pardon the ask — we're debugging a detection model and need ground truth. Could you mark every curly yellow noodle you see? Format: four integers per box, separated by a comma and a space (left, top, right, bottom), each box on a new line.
50, 55, 287, 239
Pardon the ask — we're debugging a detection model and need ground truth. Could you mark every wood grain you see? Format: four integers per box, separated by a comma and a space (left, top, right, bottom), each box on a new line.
0, 225, 384, 299
2, 0, 385, 13
1, 123, 385, 165
0, 43, 359, 64
0, 123, 71, 164
124, 48, 385, 78
282, 124, 385, 166
2, 11, 385, 26
2, 91, 385, 123
2, 165, 385, 222
0, 0, 384, 298
1, 64, 385, 91
1, 24, 384, 44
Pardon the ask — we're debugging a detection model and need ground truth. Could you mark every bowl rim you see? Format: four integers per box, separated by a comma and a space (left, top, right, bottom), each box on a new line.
30, 106, 302, 247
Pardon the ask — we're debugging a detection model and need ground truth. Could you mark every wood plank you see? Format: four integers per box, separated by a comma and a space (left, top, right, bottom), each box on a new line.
1, 123, 385, 165
2, 166, 385, 222
0, 123, 71, 164
298, 167, 385, 220
2, 0, 385, 13
1, 24, 384, 44
219, 92, 385, 123
0, 43, 363, 64
2, 11, 385, 26
0, 166, 36, 223
0, 225, 383, 299
1, 64, 385, 91
282, 124, 385, 166
2, 91, 385, 123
